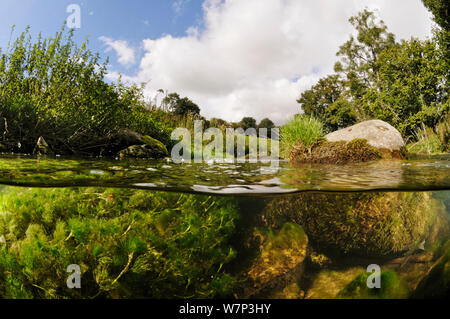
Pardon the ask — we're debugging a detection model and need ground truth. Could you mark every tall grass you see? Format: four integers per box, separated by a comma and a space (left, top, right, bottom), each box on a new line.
407, 120, 449, 155
280, 115, 324, 158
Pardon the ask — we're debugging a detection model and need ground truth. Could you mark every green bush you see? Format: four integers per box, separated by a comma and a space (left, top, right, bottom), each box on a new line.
0, 26, 171, 155
280, 115, 324, 158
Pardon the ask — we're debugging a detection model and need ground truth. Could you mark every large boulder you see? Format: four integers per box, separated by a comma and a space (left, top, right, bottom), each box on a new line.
262, 192, 447, 258
325, 120, 405, 158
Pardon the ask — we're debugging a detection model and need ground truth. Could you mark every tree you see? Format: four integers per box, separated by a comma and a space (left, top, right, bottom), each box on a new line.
297, 9, 449, 139
258, 118, 275, 138
366, 38, 449, 137
422, 0, 449, 32
421, 0, 449, 84
239, 117, 257, 131
297, 74, 356, 132
163, 93, 200, 116
258, 118, 275, 129
334, 10, 396, 116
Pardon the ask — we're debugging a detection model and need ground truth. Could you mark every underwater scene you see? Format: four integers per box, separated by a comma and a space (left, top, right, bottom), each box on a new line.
0, 155, 448, 299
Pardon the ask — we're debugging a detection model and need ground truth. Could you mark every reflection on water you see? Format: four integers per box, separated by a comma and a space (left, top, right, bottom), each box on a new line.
0, 154, 449, 299
0, 154, 449, 193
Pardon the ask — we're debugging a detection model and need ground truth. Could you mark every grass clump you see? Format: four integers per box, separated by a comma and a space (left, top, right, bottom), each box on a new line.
407, 114, 450, 155
280, 115, 324, 158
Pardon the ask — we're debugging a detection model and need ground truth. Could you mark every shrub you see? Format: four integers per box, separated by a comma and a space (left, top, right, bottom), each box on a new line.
0, 26, 171, 155
280, 115, 324, 158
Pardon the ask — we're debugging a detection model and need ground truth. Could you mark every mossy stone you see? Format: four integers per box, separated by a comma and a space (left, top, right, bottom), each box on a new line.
290, 138, 382, 164
118, 142, 168, 159
263, 192, 442, 258
118, 135, 168, 159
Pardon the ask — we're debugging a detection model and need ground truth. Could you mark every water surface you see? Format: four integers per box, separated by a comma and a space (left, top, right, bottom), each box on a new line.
0, 154, 449, 299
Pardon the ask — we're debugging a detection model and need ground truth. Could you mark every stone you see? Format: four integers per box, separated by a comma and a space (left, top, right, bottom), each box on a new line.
118, 135, 168, 159
262, 192, 445, 258
82, 129, 168, 158
325, 120, 405, 158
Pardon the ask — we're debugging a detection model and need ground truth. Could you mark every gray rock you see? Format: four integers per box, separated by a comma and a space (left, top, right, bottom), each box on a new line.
325, 120, 405, 156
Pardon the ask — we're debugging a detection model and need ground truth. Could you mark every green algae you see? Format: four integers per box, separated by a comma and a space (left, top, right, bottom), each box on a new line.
0, 187, 239, 298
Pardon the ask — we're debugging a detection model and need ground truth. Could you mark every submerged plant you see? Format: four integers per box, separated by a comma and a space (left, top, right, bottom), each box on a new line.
0, 187, 239, 299
280, 115, 324, 158
338, 270, 410, 299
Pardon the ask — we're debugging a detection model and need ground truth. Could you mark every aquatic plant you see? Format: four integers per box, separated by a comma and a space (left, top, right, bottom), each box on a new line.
337, 270, 410, 299
280, 115, 324, 158
0, 187, 239, 299
262, 192, 448, 258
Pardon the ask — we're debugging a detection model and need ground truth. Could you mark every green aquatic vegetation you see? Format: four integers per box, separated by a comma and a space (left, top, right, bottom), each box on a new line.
412, 239, 450, 298
280, 115, 324, 158
0, 187, 239, 298
263, 192, 447, 258
243, 223, 308, 298
338, 270, 410, 299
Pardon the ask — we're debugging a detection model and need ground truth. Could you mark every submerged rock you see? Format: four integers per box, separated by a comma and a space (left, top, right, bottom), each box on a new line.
238, 223, 308, 298
412, 240, 450, 299
262, 192, 446, 258
33, 136, 53, 155
325, 120, 405, 159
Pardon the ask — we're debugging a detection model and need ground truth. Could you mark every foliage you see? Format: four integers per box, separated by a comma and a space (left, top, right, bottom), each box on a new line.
0, 187, 239, 298
162, 92, 201, 117
280, 115, 324, 158
297, 75, 356, 133
422, 0, 449, 32
338, 270, 410, 299
297, 9, 449, 140
367, 38, 449, 137
257, 118, 275, 130
407, 113, 449, 154
0, 26, 172, 155
239, 117, 257, 132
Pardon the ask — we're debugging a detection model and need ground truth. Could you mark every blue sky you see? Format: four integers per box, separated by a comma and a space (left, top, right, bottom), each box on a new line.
0, 0, 434, 124
0, 0, 203, 74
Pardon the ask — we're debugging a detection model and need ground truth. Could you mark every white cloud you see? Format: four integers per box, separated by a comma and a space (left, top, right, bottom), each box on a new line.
123, 0, 433, 124
99, 36, 136, 67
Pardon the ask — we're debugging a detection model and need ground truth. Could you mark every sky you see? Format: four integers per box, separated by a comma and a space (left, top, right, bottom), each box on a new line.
0, 0, 435, 124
